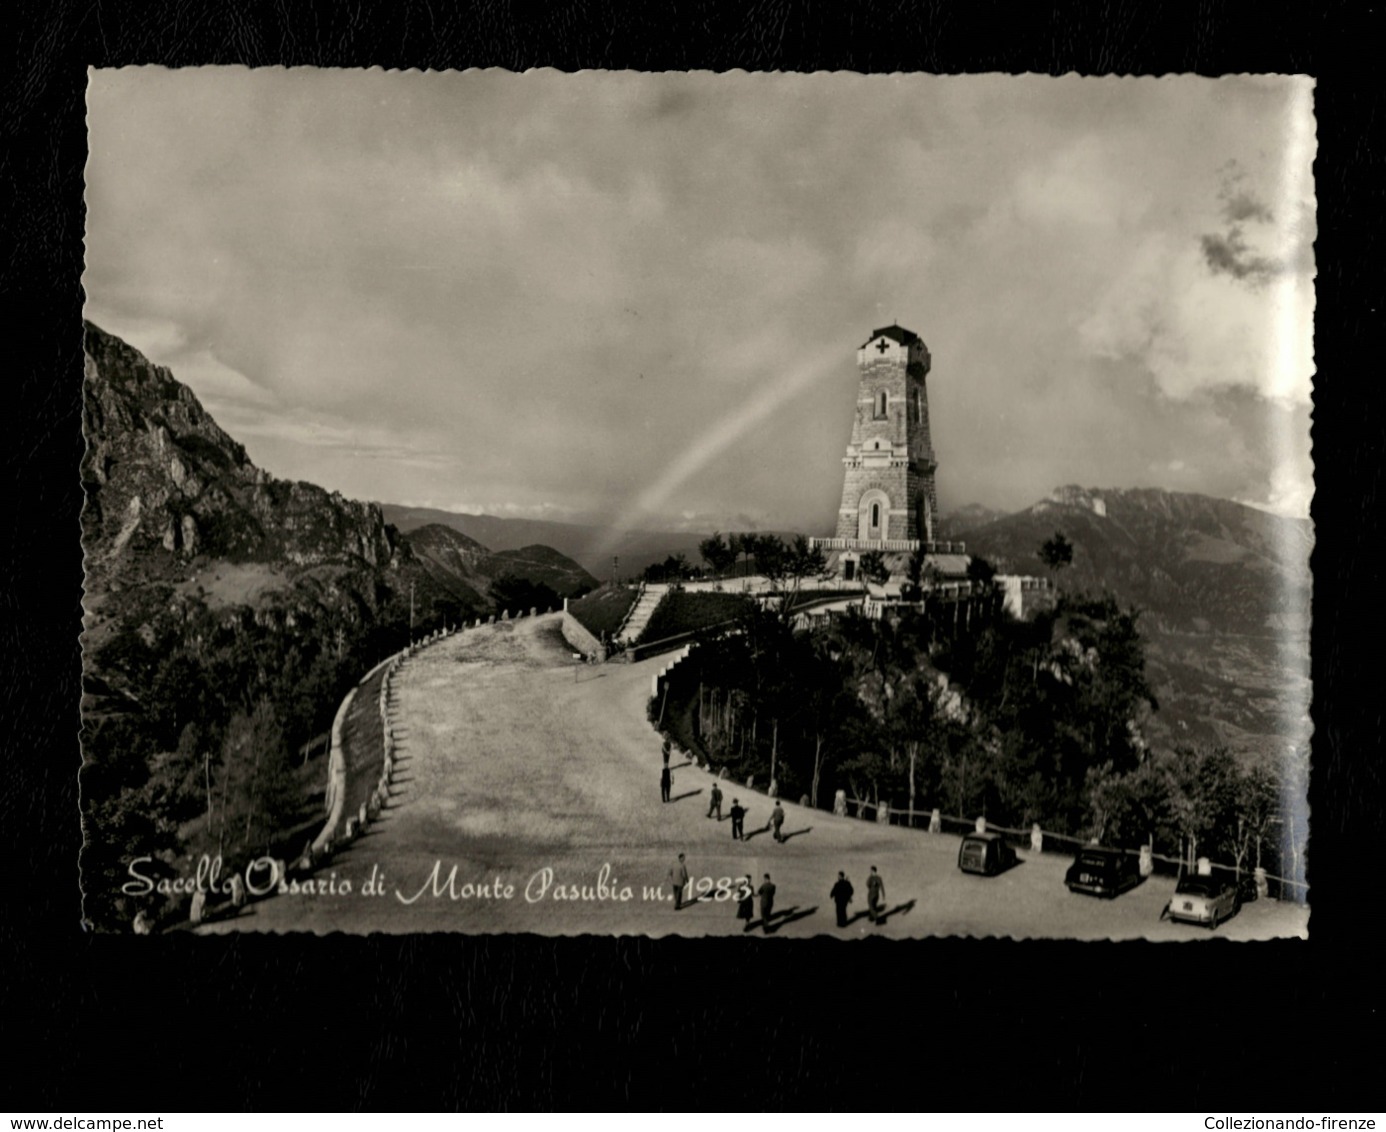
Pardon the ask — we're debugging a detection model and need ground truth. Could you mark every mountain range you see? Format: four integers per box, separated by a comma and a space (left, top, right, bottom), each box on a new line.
80, 318, 1309, 778
404, 523, 596, 607
380, 504, 711, 581
951, 486, 1312, 759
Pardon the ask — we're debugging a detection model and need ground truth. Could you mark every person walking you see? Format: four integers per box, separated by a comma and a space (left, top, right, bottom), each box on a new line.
757, 873, 777, 933
830, 871, 855, 928
661, 738, 672, 767
770, 800, 786, 843
736, 876, 755, 932
660, 764, 672, 804
707, 781, 723, 820
729, 798, 746, 841
669, 853, 690, 910
866, 865, 885, 925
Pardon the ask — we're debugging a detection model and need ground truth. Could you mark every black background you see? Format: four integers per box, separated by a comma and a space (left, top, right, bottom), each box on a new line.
3, 0, 1381, 1111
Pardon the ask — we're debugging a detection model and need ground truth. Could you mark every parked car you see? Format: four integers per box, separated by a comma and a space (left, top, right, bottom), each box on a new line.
1064, 846, 1142, 898
958, 831, 1018, 876
1165, 872, 1242, 928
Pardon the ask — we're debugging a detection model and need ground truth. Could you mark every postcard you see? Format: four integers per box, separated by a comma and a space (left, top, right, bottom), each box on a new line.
81, 69, 1313, 939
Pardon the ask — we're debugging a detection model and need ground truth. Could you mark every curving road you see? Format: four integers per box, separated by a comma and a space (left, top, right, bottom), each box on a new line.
204, 615, 1309, 939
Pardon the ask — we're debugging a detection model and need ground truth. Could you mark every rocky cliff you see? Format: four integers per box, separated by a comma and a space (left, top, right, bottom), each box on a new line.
82, 323, 401, 592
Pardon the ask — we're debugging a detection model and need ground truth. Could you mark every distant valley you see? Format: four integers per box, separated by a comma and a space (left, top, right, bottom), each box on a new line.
949, 485, 1312, 760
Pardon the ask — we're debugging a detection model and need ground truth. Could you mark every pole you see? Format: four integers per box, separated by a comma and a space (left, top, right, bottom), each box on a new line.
409, 580, 415, 644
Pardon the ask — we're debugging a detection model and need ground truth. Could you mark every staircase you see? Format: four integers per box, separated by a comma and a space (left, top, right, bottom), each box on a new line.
618, 583, 669, 645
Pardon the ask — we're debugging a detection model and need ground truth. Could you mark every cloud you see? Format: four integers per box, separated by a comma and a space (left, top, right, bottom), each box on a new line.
83, 71, 1316, 529
438, 500, 576, 518
1199, 168, 1282, 285
1079, 224, 1313, 408
1200, 228, 1278, 284
1222, 189, 1274, 225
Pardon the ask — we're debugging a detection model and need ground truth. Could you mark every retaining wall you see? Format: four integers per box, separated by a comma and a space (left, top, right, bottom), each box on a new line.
561, 609, 604, 659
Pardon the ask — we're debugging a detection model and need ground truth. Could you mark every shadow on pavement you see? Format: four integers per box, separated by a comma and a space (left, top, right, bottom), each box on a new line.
669, 789, 703, 803
875, 899, 917, 925
742, 826, 768, 842
780, 827, 812, 842
765, 905, 818, 933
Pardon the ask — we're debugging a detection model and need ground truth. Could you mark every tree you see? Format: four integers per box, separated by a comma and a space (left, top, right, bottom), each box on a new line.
642, 553, 691, 584
904, 546, 927, 599
859, 550, 890, 586
792, 639, 850, 809
741, 532, 765, 580
966, 555, 997, 584
727, 532, 749, 579
1234, 762, 1279, 876
1160, 745, 1242, 871
213, 699, 299, 859
753, 535, 789, 588
1039, 531, 1074, 579
698, 532, 737, 577
756, 534, 825, 622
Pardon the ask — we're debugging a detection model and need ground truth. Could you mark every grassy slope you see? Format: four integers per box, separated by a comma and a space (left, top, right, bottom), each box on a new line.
635, 591, 752, 645
567, 585, 639, 638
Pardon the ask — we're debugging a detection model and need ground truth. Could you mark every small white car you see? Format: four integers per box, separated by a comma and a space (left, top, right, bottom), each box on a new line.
1165, 873, 1240, 929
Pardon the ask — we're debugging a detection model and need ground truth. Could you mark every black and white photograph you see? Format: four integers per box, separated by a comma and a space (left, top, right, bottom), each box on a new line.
80, 68, 1314, 940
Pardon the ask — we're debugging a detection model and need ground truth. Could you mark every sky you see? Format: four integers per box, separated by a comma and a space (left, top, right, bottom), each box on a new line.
84, 70, 1315, 535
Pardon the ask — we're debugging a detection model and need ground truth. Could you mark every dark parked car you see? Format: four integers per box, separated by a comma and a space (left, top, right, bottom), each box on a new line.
958, 831, 1018, 876
1165, 872, 1242, 928
1065, 846, 1142, 898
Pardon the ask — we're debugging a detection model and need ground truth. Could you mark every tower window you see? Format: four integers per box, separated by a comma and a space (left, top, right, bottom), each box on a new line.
871, 502, 880, 529
874, 390, 888, 419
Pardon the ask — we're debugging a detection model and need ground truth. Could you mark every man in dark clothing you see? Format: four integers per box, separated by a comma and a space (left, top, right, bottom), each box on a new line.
770, 801, 786, 843
736, 876, 755, 931
660, 765, 672, 803
830, 871, 855, 928
729, 798, 746, 841
707, 782, 723, 820
757, 873, 776, 933
669, 853, 690, 910
661, 738, 671, 767
866, 865, 885, 925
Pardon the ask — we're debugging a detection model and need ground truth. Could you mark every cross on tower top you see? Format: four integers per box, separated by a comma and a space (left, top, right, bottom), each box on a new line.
875, 338, 890, 354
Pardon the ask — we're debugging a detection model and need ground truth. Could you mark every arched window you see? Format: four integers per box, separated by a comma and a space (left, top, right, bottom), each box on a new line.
871, 502, 881, 529
875, 390, 887, 419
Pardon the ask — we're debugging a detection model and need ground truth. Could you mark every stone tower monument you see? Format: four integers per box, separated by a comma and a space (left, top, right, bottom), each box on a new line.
832, 323, 938, 547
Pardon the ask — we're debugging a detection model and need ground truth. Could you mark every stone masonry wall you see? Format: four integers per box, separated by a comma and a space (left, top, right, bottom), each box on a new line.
833, 333, 937, 543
